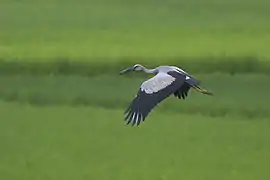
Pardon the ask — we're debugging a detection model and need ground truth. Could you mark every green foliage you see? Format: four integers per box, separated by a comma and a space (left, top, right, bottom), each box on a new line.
0, 57, 270, 75
1, 0, 270, 74
0, 103, 269, 180
1, 0, 270, 61
0, 74, 269, 119
1, 0, 270, 179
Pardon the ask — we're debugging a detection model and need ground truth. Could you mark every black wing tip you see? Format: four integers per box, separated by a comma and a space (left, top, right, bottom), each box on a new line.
124, 111, 146, 127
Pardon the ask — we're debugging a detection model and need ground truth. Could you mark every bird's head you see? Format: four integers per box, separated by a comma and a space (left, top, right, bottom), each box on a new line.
119, 64, 144, 74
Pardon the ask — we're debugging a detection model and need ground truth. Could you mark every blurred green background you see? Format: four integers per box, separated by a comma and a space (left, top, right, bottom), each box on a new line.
0, 0, 270, 180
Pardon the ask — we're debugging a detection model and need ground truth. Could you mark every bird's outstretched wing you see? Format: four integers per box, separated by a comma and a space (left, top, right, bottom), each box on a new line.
173, 82, 191, 99
124, 71, 186, 126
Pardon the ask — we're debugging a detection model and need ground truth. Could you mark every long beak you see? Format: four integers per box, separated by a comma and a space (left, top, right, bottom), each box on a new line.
119, 67, 134, 75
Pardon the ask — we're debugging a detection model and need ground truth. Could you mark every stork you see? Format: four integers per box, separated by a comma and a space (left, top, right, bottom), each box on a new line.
119, 64, 213, 126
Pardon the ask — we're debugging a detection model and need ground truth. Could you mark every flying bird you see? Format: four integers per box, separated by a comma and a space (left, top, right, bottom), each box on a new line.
119, 64, 213, 126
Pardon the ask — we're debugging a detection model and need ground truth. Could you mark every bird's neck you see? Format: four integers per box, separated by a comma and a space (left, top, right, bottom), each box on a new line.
142, 67, 157, 74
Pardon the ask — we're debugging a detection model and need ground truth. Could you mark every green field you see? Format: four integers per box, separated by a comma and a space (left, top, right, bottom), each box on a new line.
1, 0, 270, 74
0, 74, 270, 179
0, 74, 269, 118
1, 0, 270, 179
0, 103, 270, 180
1, 0, 270, 61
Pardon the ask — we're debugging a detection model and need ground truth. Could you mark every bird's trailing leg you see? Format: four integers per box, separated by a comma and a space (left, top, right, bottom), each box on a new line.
192, 86, 214, 95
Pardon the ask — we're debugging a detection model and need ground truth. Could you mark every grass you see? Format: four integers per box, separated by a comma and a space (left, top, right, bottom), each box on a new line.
0, 73, 268, 179
1, 0, 270, 179
1, 0, 270, 74
0, 73, 269, 119
0, 0, 270, 61
0, 102, 269, 180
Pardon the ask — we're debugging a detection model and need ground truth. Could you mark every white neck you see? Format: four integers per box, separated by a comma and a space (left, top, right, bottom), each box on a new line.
141, 66, 158, 74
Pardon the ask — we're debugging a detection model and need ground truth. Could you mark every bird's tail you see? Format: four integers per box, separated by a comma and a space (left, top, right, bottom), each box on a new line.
193, 86, 214, 95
